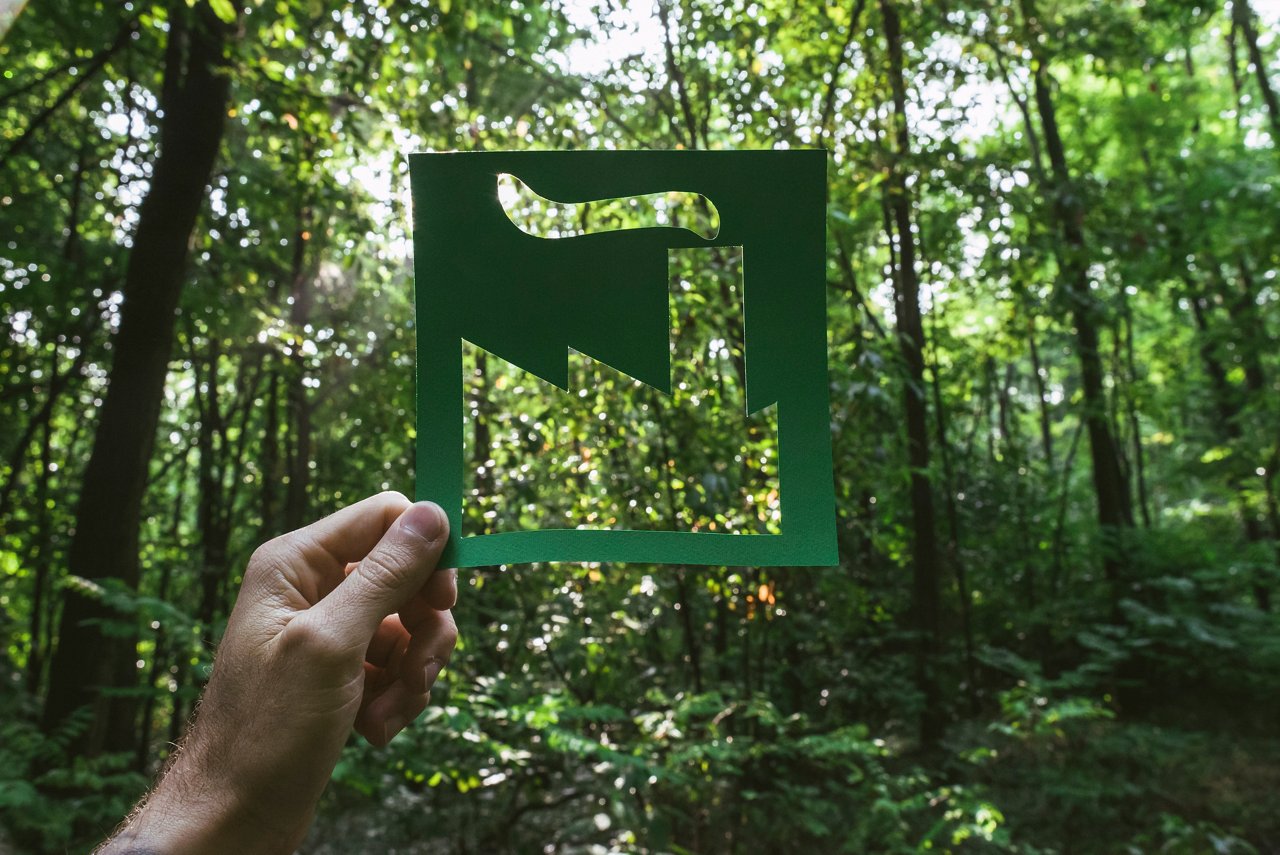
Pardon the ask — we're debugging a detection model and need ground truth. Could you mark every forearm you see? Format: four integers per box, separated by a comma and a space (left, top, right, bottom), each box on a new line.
97, 740, 304, 855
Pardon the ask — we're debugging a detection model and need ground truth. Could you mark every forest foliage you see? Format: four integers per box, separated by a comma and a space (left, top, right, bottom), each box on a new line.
1, 0, 1279, 851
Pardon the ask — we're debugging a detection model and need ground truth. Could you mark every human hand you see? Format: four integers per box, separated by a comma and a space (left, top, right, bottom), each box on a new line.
101, 492, 458, 854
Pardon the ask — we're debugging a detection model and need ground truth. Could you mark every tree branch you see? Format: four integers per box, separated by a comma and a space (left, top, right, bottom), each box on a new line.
819, 0, 870, 142
2, 17, 136, 166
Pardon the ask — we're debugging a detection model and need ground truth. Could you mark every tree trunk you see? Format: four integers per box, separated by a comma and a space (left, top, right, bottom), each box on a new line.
880, 0, 944, 748
1188, 281, 1273, 611
1020, 0, 1135, 592
41, 2, 234, 755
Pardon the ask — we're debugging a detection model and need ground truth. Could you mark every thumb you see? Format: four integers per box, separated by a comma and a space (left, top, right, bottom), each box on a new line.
312, 501, 449, 643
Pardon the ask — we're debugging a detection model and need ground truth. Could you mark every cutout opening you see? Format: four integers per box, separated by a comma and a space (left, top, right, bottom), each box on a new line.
461, 246, 780, 538
497, 173, 721, 240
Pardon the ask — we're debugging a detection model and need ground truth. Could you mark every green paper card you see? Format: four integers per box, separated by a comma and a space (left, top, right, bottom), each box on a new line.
410, 150, 836, 567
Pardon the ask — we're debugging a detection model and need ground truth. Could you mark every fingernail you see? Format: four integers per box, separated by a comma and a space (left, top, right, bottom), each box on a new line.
424, 656, 445, 689
401, 502, 446, 543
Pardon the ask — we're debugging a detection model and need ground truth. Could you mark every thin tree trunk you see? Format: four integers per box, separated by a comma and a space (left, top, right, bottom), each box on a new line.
1188, 281, 1273, 610
997, 362, 1015, 453
928, 307, 977, 709
1028, 317, 1055, 467
819, 0, 871, 142
834, 232, 889, 339
284, 368, 312, 529
283, 207, 314, 531
25, 363, 56, 694
983, 357, 998, 463
1122, 300, 1152, 528
145, 421, 193, 762
657, 0, 704, 150
473, 351, 494, 520
194, 340, 232, 628
1227, 16, 1247, 134
0, 344, 89, 521
1230, 256, 1268, 397
674, 567, 704, 695
1049, 417, 1085, 597
880, 0, 944, 747
41, 2, 234, 756
988, 41, 1047, 181
135, 549, 178, 771
260, 367, 281, 536
1231, 0, 1280, 145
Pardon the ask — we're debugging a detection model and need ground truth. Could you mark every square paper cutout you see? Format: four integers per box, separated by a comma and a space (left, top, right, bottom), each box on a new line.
410, 150, 835, 567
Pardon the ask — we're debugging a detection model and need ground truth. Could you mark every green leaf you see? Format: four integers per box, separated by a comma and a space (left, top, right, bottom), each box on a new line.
208, 0, 237, 23
1200, 446, 1232, 464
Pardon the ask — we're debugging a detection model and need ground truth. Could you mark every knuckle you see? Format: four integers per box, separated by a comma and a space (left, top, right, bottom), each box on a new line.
246, 535, 292, 581
279, 615, 346, 663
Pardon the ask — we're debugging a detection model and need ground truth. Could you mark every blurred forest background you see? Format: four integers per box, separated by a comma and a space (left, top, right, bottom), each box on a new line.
2, 0, 1280, 851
